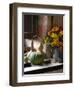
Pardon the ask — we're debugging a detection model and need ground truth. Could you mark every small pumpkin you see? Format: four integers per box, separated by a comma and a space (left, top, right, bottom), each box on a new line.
27, 51, 44, 65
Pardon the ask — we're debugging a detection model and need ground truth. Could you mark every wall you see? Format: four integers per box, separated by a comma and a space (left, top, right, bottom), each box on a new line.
0, 0, 74, 90
53, 16, 63, 27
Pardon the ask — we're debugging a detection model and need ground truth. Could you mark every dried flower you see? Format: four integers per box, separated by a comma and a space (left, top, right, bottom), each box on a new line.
43, 25, 63, 48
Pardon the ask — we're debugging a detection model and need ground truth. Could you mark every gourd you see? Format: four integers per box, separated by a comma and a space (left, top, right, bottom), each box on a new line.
27, 38, 44, 65
24, 55, 28, 64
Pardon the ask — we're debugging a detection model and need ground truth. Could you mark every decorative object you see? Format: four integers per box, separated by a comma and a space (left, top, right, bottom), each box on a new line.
52, 47, 60, 62
9, 3, 72, 86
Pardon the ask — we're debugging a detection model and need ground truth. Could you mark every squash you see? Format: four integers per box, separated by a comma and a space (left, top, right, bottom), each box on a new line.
27, 50, 44, 65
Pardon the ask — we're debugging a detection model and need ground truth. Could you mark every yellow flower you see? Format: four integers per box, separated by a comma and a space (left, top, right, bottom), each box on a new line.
60, 31, 63, 35
51, 25, 59, 32
50, 33, 59, 39
46, 25, 63, 48
50, 39, 60, 47
58, 31, 63, 38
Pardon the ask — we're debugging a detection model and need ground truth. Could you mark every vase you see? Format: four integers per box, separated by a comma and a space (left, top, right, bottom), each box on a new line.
58, 47, 63, 63
52, 47, 63, 63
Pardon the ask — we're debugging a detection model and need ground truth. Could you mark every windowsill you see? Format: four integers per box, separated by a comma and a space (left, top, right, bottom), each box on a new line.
24, 62, 63, 74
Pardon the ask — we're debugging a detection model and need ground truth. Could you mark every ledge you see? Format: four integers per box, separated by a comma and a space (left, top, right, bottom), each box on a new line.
24, 63, 63, 74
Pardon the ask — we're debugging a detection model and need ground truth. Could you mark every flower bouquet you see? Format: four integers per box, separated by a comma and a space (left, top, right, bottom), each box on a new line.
42, 25, 63, 62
